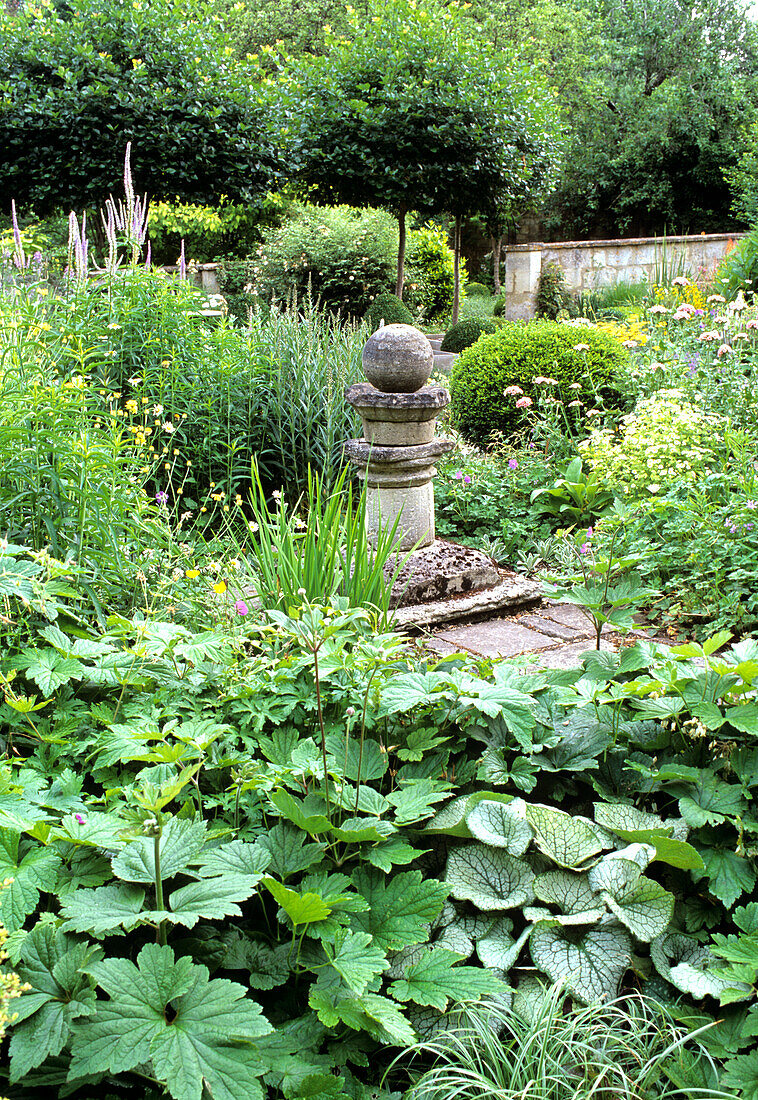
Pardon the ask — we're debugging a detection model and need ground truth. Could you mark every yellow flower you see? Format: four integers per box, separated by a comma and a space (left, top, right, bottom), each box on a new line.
213, 580, 227, 594
185, 569, 200, 579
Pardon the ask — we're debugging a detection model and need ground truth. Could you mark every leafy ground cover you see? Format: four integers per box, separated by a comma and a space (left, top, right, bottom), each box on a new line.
1, 212, 757, 1099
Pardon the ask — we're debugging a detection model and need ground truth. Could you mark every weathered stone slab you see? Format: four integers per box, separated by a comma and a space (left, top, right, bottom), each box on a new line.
389, 540, 500, 607
432, 619, 556, 658
520, 613, 584, 640
393, 573, 541, 630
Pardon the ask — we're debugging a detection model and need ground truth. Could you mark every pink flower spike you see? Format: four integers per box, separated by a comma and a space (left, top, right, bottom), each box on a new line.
586, 527, 594, 538
579, 542, 590, 555
234, 600, 249, 616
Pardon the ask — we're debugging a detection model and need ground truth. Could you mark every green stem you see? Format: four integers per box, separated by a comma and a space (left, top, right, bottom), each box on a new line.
354, 667, 378, 815
154, 827, 167, 946
313, 644, 331, 820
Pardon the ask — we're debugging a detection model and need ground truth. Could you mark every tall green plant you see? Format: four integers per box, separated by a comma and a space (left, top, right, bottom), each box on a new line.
245, 460, 405, 625
401, 991, 730, 1100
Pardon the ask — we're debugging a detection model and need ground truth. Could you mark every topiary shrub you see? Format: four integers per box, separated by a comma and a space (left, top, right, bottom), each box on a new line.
405, 223, 459, 323
536, 262, 573, 319
450, 321, 628, 447
440, 317, 499, 353
363, 291, 414, 330
492, 294, 507, 316
464, 281, 490, 297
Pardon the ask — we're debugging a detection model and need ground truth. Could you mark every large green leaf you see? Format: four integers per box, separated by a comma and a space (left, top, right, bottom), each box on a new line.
386, 780, 452, 827
59, 884, 146, 935
269, 790, 332, 835
9, 926, 101, 1082
0, 829, 61, 931
677, 772, 744, 828
695, 848, 757, 908
530, 925, 632, 1004
534, 870, 599, 914
465, 799, 532, 856
322, 929, 387, 994
601, 876, 674, 942
68, 943, 271, 1100
257, 823, 326, 880
593, 802, 701, 869
524, 805, 606, 869
262, 878, 332, 928
192, 841, 270, 879
325, 734, 387, 782
446, 845, 535, 910
651, 933, 743, 1000
388, 946, 503, 1011
165, 875, 260, 929
111, 817, 207, 884
351, 869, 447, 952
309, 972, 415, 1046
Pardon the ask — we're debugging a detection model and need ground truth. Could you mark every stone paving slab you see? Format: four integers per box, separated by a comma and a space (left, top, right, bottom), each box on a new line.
432, 619, 557, 658
519, 612, 585, 640
538, 602, 596, 633
529, 638, 620, 669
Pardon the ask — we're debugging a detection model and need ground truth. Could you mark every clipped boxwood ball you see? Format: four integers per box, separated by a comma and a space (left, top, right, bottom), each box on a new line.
364, 291, 413, 330
464, 281, 491, 297
440, 317, 499, 353
450, 321, 628, 447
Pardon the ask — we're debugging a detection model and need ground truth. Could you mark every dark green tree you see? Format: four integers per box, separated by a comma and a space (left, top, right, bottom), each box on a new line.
461, 0, 758, 238
274, 0, 560, 302
0, 0, 282, 216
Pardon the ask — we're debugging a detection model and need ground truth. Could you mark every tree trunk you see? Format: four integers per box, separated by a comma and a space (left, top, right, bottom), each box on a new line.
395, 206, 407, 299
451, 215, 461, 326
491, 234, 502, 295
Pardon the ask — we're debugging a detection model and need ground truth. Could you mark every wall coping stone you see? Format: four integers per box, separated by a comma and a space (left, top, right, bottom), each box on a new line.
507, 232, 747, 253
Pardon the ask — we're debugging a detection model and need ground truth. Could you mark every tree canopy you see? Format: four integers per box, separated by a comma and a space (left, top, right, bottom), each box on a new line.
0, 0, 282, 216
274, 0, 561, 294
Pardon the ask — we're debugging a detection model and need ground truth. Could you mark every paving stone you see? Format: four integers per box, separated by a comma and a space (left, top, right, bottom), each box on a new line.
538, 602, 595, 634
530, 639, 619, 670
423, 637, 461, 657
519, 613, 583, 641
433, 620, 557, 658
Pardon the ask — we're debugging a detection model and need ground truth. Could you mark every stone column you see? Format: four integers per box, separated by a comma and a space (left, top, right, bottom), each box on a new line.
344, 324, 455, 551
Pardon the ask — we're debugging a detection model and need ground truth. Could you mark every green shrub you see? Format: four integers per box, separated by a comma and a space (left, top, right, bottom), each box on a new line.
216, 258, 256, 325
536, 261, 573, 319
450, 321, 627, 447
405, 222, 458, 322
493, 293, 507, 316
364, 291, 414, 330
580, 389, 726, 498
148, 195, 286, 265
255, 205, 458, 320
714, 229, 758, 301
464, 281, 490, 297
440, 317, 498, 353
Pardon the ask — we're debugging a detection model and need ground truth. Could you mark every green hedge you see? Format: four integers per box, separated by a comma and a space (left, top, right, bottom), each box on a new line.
450, 321, 627, 447
440, 317, 499, 353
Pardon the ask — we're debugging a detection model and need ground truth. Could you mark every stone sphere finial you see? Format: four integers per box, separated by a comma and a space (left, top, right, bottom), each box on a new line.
362, 323, 434, 394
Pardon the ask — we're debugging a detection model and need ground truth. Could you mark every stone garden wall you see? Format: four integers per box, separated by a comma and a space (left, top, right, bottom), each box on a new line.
502, 233, 746, 320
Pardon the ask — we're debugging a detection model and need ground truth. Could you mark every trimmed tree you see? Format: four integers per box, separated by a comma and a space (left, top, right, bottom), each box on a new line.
0, 0, 282, 216
275, 0, 560, 302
